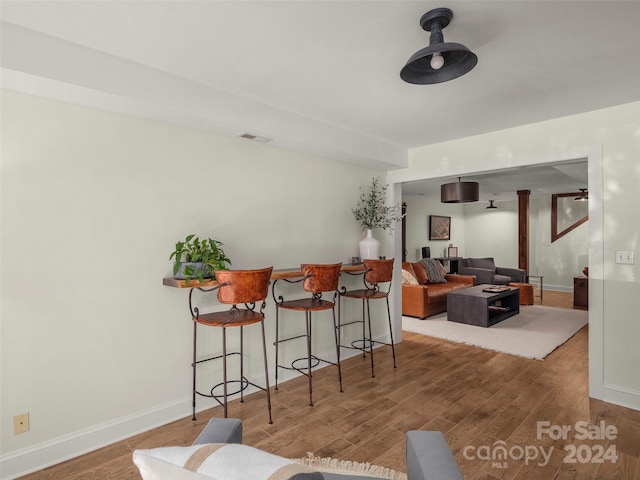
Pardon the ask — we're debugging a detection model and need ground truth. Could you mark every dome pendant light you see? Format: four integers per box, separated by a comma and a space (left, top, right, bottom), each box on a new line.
486, 200, 498, 209
400, 7, 478, 85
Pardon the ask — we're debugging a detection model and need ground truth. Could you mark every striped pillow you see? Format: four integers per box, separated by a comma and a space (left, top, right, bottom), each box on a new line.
420, 259, 447, 284
133, 443, 321, 480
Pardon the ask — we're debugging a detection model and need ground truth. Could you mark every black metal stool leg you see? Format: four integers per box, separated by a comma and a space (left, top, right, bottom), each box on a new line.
332, 306, 343, 392
240, 326, 244, 403
306, 311, 313, 406
360, 299, 366, 358
336, 297, 342, 365
386, 297, 396, 368
222, 327, 228, 418
366, 298, 375, 378
274, 307, 280, 391
192, 321, 197, 421
260, 321, 273, 424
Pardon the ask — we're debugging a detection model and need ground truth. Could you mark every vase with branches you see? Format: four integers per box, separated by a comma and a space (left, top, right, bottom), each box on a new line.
352, 177, 403, 260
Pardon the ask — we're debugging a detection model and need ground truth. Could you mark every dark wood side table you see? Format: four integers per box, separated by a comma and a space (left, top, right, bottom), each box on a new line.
434, 257, 462, 274
573, 276, 589, 308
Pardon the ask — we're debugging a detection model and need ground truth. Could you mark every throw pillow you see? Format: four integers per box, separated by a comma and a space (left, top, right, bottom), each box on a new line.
468, 257, 496, 271
401, 269, 419, 285
420, 259, 447, 284
435, 260, 447, 277
411, 262, 429, 284
133, 443, 320, 480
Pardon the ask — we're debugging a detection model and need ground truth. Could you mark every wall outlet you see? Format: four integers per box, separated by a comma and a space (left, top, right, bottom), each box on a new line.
615, 251, 635, 265
13, 412, 29, 434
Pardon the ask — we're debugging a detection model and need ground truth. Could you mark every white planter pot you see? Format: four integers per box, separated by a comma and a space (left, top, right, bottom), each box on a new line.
359, 229, 380, 260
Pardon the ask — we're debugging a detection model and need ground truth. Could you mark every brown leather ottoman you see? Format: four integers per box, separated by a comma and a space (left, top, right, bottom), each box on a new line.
509, 282, 534, 305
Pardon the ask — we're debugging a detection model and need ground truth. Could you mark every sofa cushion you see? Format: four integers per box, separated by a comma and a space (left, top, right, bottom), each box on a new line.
401, 269, 419, 285
133, 443, 319, 480
420, 259, 447, 284
424, 282, 470, 303
467, 257, 496, 271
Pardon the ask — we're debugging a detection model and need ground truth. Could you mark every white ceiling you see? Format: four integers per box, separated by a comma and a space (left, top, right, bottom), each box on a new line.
2, 1, 639, 176
402, 158, 589, 202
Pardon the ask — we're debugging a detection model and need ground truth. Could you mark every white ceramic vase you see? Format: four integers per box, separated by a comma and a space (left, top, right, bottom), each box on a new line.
359, 229, 380, 260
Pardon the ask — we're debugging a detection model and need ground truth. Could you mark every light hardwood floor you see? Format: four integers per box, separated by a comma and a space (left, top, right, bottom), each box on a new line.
20, 290, 640, 479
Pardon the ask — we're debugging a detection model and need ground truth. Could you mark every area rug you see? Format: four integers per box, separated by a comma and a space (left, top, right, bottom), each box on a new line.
294, 452, 406, 479
402, 305, 588, 361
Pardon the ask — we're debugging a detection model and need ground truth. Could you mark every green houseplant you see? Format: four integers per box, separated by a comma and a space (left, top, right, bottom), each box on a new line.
352, 177, 403, 231
170, 234, 231, 283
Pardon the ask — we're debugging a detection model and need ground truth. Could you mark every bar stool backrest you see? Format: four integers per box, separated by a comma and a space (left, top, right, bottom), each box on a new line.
214, 267, 273, 305
363, 259, 394, 284
300, 263, 342, 294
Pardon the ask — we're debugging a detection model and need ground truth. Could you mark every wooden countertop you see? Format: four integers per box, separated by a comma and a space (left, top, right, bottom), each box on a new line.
163, 263, 366, 289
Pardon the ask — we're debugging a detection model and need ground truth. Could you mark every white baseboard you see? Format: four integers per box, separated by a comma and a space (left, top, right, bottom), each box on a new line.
0, 339, 389, 480
0, 398, 191, 480
542, 284, 573, 293
600, 383, 640, 412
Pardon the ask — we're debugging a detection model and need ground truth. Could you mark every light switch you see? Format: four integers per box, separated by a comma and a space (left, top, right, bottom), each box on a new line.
615, 251, 635, 264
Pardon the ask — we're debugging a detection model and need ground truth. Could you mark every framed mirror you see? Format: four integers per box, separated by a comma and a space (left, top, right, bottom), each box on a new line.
551, 192, 588, 242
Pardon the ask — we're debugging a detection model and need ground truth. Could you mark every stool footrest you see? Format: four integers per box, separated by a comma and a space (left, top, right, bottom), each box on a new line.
194, 350, 241, 367
338, 319, 364, 329
196, 377, 269, 408
277, 354, 339, 378
341, 337, 394, 352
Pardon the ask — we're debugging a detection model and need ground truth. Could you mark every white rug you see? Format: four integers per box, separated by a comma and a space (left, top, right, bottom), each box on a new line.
402, 305, 588, 360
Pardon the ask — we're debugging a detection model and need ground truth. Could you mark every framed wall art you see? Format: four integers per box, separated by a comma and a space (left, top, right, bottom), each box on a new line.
429, 215, 450, 240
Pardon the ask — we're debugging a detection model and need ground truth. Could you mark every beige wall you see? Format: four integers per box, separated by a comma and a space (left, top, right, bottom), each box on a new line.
389, 101, 640, 411
0, 91, 388, 475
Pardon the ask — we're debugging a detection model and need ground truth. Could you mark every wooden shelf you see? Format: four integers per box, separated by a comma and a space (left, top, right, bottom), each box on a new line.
163, 264, 366, 289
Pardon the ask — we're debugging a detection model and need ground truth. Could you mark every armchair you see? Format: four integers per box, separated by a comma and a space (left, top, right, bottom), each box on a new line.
458, 257, 525, 285
133, 418, 464, 480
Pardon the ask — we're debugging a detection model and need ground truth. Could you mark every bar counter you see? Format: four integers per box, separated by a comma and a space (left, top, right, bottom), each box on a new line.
162, 263, 366, 288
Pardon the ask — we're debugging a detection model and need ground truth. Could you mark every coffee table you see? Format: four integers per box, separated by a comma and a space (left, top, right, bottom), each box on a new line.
446, 285, 520, 327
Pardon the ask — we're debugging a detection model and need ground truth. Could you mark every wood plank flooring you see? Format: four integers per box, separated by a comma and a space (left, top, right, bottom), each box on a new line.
19, 290, 640, 479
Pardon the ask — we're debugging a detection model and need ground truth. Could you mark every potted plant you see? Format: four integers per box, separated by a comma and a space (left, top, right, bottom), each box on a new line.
170, 234, 231, 283
352, 177, 403, 260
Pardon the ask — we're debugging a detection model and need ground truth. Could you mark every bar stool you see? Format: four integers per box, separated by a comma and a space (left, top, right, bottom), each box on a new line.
340, 259, 396, 378
191, 267, 273, 424
272, 263, 343, 406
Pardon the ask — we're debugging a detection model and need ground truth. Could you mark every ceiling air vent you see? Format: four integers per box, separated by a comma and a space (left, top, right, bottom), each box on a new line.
238, 133, 273, 143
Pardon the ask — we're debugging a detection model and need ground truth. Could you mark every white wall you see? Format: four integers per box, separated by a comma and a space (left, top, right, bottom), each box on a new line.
388, 101, 640, 413
531, 196, 589, 289
460, 200, 520, 269
402, 192, 465, 262
403, 194, 588, 290
0, 91, 388, 477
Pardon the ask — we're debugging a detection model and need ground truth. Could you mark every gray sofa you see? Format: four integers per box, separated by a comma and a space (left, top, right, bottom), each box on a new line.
192, 418, 464, 480
458, 257, 525, 285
